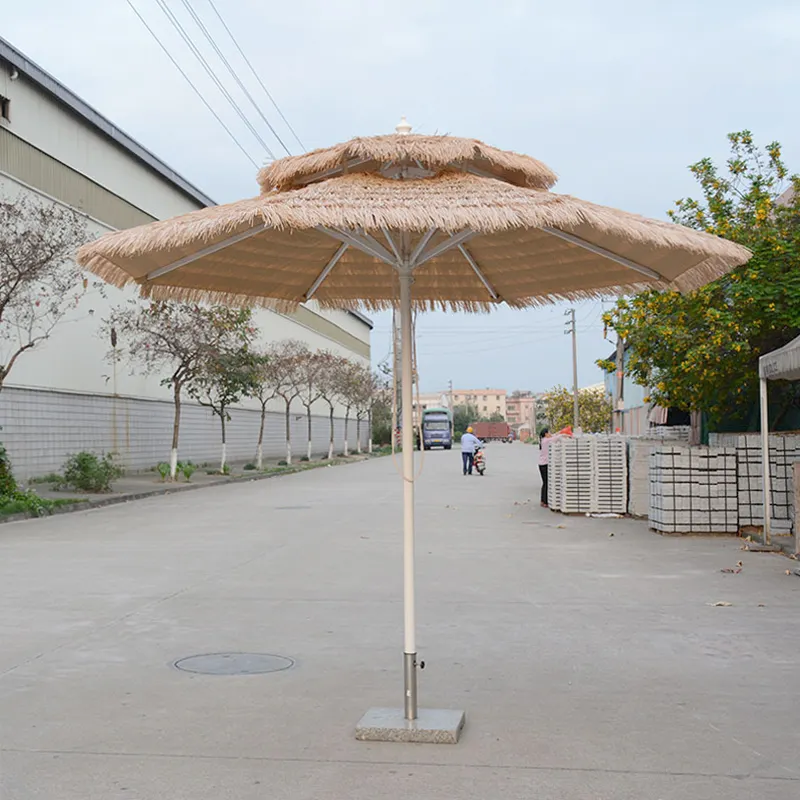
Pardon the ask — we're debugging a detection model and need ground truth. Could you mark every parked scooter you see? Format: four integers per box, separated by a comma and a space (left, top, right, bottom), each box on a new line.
473, 445, 486, 476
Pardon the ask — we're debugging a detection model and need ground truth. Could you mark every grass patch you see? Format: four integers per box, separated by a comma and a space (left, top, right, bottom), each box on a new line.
28, 472, 63, 485
0, 491, 84, 518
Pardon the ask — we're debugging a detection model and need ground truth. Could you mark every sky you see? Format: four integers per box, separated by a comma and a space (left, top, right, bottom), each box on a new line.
4, 0, 800, 394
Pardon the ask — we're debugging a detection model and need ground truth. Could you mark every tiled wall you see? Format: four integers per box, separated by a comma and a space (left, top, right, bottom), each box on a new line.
0, 386, 368, 479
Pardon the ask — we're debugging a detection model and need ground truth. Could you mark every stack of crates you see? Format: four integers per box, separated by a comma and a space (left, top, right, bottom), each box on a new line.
548, 435, 627, 514
649, 446, 737, 534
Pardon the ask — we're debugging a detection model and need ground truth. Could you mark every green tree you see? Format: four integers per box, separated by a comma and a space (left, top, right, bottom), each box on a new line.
189, 344, 260, 472
600, 132, 800, 429
453, 403, 479, 437
543, 385, 611, 433
105, 301, 256, 478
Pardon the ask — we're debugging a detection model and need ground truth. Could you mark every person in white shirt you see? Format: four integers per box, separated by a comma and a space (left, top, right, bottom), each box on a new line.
460, 427, 483, 475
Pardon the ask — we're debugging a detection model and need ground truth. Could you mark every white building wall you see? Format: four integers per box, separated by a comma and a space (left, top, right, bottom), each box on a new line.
0, 67, 205, 220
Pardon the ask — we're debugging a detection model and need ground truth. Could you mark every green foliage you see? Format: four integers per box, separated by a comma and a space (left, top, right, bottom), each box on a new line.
29, 472, 63, 485
543, 385, 611, 433
156, 462, 171, 481
220, 464, 231, 476
453, 403, 479, 433
189, 347, 261, 423
59, 452, 123, 493
181, 462, 197, 481
300, 455, 310, 462
243, 463, 257, 471
601, 131, 800, 428
0, 443, 16, 496
0, 489, 55, 518
277, 460, 288, 467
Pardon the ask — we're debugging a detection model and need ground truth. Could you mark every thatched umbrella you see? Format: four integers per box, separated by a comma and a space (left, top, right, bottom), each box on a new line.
78, 120, 750, 742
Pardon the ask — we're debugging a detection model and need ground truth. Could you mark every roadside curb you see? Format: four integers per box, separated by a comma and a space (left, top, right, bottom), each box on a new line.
1, 453, 382, 526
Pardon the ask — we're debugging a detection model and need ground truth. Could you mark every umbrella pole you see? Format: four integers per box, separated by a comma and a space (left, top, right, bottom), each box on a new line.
760, 377, 772, 545
398, 267, 418, 720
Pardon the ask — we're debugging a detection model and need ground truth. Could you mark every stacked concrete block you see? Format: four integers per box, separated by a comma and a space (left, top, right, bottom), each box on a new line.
652, 425, 692, 442
649, 446, 738, 534
548, 435, 627, 514
593, 436, 628, 514
709, 433, 800, 534
627, 438, 663, 518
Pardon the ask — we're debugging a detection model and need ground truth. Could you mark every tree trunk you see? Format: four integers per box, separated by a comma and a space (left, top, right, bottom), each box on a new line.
220, 410, 227, 471
344, 409, 350, 457
356, 416, 362, 454
307, 407, 313, 461
170, 383, 182, 480
285, 400, 292, 465
368, 409, 373, 454
328, 405, 335, 460
257, 403, 266, 470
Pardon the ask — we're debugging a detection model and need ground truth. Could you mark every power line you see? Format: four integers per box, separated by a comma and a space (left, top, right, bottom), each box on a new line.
124, 0, 259, 168
152, 0, 277, 160
178, 0, 293, 156
206, 0, 306, 152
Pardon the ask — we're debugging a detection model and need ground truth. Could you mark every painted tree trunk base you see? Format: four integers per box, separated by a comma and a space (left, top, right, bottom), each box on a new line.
169, 448, 178, 481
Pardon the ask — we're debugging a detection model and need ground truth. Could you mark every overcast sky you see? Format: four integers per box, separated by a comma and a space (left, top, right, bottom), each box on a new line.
5, 0, 799, 393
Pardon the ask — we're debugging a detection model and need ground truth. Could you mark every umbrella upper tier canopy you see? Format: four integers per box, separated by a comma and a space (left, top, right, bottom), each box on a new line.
77, 131, 751, 311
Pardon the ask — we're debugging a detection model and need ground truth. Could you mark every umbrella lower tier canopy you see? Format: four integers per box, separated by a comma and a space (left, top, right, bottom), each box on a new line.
78, 171, 750, 312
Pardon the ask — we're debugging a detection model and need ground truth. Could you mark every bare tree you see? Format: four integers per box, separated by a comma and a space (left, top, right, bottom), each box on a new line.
250, 351, 278, 470
0, 195, 90, 390
335, 359, 361, 457
353, 365, 376, 455
104, 301, 255, 478
316, 352, 346, 460
266, 340, 308, 465
295, 349, 326, 461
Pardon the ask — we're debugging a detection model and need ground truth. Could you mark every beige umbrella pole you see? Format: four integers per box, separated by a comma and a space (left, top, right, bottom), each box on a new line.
398, 265, 418, 720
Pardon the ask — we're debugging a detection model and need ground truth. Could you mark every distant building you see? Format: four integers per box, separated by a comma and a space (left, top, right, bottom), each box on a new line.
451, 388, 507, 419
506, 392, 536, 427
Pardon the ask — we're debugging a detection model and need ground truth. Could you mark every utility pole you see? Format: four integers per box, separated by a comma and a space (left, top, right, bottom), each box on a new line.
448, 379, 455, 436
565, 308, 579, 431
614, 335, 625, 434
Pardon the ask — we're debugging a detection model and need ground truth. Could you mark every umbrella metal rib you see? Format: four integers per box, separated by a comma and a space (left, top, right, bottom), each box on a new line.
542, 226, 666, 281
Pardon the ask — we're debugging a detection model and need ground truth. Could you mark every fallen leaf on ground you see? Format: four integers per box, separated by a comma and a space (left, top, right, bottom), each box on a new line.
608, 533, 615, 537
707, 601, 733, 607
557, 524, 566, 529
785, 569, 800, 577
720, 567, 742, 574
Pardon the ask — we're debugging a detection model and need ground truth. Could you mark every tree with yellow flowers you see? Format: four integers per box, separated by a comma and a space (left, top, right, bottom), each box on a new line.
600, 132, 800, 429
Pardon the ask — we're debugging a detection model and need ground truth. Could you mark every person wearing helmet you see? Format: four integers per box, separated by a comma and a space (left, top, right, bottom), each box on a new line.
460, 426, 483, 475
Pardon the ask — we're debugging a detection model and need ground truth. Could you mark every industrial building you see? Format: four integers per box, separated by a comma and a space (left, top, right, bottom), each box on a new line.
0, 36, 371, 478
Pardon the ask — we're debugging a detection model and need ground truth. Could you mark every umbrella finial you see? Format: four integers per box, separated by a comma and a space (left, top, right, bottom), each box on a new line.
395, 116, 412, 135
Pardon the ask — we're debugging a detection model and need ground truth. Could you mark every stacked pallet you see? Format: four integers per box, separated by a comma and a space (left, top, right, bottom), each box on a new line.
652, 425, 691, 441
548, 435, 627, 514
710, 433, 800, 534
627, 438, 663, 518
649, 446, 737, 534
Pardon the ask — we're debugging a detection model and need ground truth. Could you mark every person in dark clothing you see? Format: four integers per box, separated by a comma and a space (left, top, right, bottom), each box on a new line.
538, 428, 551, 507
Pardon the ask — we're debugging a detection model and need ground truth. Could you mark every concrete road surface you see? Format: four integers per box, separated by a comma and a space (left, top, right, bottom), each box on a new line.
1, 443, 798, 799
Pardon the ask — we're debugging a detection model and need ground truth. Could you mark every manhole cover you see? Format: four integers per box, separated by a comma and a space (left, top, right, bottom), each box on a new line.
173, 653, 294, 675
